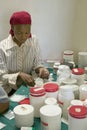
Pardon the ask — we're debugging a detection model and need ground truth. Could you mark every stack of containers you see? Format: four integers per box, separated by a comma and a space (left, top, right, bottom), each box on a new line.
30, 87, 46, 117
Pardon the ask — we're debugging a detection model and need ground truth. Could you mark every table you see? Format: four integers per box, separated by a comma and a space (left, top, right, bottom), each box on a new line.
0, 85, 68, 130
0, 68, 68, 130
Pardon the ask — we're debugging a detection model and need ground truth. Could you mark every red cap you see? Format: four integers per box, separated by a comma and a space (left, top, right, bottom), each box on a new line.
30, 87, 45, 96
69, 105, 87, 119
43, 82, 59, 92
19, 98, 30, 105
72, 68, 85, 75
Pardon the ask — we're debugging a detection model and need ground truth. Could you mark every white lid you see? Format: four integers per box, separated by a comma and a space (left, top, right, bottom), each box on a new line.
13, 104, 34, 115
45, 97, 57, 105
40, 105, 62, 116
78, 52, 87, 56
54, 62, 60, 66
62, 78, 77, 85
64, 50, 73, 55
71, 100, 83, 106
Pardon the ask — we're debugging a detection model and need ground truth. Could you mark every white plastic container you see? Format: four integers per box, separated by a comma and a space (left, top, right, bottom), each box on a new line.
71, 68, 85, 85
30, 87, 46, 117
58, 85, 74, 120
13, 104, 34, 128
63, 50, 74, 62
68, 105, 87, 130
43, 82, 59, 99
40, 105, 62, 130
79, 84, 87, 101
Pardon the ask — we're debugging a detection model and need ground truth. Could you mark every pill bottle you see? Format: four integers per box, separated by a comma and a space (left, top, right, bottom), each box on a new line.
40, 105, 62, 130
68, 105, 87, 130
30, 87, 46, 117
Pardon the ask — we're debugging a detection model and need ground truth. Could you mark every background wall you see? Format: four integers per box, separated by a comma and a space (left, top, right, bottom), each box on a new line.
0, 0, 87, 64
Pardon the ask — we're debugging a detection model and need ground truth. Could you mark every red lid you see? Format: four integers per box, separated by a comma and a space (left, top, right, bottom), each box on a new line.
30, 87, 45, 96
43, 82, 59, 92
19, 98, 30, 105
72, 68, 85, 75
69, 105, 87, 119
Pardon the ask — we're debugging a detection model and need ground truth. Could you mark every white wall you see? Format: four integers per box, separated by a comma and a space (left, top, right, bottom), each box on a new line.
71, 0, 87, 63
0, 0, 85, 63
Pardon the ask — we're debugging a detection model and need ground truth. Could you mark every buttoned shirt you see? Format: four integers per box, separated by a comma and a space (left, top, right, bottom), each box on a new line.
0, 34, 43, 93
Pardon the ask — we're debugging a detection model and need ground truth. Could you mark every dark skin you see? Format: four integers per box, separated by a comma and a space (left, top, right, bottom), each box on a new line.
12, 24, 49, 87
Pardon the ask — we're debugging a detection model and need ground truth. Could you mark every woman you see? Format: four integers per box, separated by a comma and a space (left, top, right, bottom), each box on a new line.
0, 11, 49, 95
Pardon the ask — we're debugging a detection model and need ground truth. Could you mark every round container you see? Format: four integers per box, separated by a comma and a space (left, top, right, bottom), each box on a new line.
68, 105, 87, 130
43, 82, 59, 99
58, 85, 74, 120
30, 87, 46, 117
63, 50, 74, 62
13, 104, 34, 128
44, 97, 58, 105
79, 84, 87, 101
40, 105, 62, 130
71, 68, 85, 85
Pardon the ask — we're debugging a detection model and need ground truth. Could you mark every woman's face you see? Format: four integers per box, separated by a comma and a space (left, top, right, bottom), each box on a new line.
12, 24, 31, 46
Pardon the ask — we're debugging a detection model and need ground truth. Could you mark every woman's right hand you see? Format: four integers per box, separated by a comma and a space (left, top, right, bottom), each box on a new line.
16, 72, 35, 87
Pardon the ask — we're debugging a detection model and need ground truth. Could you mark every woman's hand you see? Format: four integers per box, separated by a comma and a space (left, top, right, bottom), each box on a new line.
16, 72, 35, 87
38, 67, 49, 79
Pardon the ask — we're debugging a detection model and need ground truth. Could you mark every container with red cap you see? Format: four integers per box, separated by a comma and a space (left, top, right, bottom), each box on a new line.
63, 50, 74, 62
29, 87, 46, 117
68, 105, 87, 130
43, 82, 59, 99
71, 68, 85, 85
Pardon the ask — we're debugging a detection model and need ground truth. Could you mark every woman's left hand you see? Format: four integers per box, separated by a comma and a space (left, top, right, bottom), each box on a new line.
38, 67, 49, 79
